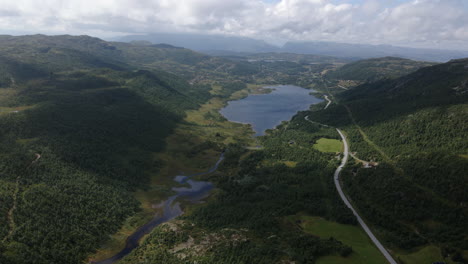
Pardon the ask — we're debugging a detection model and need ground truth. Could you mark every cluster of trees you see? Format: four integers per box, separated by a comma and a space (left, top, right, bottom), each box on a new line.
0, 132, 143, 263
347, 105, 467, 158
0, 58, 215, 263
342, 158, 467, 252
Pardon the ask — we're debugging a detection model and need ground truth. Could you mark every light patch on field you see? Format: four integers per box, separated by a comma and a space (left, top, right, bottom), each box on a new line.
283, 161, 297, 167
0, 105, 35, 115
313, 138, 343, 153
338, 80, 362, 88
16, 138, 39, 145
247, 83, 273, 94
209, 84, 223, 95
396, 245, 456, 264
261, 160, 297, 168
289, 215, 387, 264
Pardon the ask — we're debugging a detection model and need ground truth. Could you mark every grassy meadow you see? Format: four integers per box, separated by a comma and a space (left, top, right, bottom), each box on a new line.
313, 138, 343, 153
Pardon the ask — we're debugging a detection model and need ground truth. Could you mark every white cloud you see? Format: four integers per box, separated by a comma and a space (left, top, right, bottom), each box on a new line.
0, 0, 467, 49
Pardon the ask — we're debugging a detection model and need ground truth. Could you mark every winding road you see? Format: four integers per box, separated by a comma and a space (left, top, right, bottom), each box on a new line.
305, 112, 397, 263
324, 95, 332, 109
3, 153, 42, 242
304, 115, 330, 128
335, 128, 397, 264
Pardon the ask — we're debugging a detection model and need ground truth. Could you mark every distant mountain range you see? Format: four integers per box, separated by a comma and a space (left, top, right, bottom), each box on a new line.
116, 33, 468, 62
117, 33, 279, 54
282, 41, 468, 63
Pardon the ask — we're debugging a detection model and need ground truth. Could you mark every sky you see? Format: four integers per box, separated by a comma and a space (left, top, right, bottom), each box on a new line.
0, 0, 467, 50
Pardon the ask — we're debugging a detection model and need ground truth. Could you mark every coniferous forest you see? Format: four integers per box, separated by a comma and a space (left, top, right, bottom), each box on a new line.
0, 34, 467, 264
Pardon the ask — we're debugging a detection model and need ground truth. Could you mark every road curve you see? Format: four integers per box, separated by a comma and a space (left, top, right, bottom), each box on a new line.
324, 95, 332, 109
335, 128, 398, 264
304, 115, 330, 128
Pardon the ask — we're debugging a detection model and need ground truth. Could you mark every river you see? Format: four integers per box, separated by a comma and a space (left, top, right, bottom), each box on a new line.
93, 153, 225, 264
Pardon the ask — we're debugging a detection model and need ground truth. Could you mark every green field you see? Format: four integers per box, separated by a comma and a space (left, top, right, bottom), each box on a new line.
396, 245, 457, 264
313, 138, 343, 153
292, 215, 388, 264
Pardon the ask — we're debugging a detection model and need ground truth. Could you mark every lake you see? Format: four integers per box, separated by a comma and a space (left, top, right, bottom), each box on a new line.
220, 85, 323, 136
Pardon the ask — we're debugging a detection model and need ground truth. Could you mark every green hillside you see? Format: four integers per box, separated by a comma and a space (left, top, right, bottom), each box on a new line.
308, 58, 468, 261
0, 35, 369, 264
325, 57, 435, 83
0, 35, 259, 84
0, 35, 217, 264
0, 34, 343, 264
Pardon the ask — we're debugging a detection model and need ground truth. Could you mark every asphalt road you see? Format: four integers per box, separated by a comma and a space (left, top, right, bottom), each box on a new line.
324, 95, 332, 109
335, 128, 398, 264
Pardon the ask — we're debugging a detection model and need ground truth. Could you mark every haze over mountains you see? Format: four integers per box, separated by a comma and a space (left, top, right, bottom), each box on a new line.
1, 0, 468, 263
0, 30, 467, 264
117, 33, 468, 62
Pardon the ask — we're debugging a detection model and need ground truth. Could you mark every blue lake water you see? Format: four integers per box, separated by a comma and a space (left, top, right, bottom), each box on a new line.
220, 85, 323, 136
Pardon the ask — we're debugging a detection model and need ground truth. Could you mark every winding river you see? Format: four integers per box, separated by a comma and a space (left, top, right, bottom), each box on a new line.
94, 85, 320, 263
93, 153, 225, 264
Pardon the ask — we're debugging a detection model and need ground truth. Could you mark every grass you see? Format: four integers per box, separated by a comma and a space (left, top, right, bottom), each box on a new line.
183, 97, 254, 145
293, 216, 459, 264
247, 83, 273, 94
313, 138, 343, 153
288, 215, 388, 264
283, 161, 298, 167
395, 245, 457, 264
261, 159, 298, 168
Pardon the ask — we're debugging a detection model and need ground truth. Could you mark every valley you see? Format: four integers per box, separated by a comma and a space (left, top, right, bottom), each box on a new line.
88, 81, 259, 263
0, 35, 466, 264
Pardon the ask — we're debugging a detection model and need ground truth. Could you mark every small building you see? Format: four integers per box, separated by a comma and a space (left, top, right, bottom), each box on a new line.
363, 162, 378, 168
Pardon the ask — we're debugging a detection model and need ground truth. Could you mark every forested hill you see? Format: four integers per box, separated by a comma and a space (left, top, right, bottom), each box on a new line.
0, 34, 345, 264
0, 35, 232, 264
337, 58, 468, 124
325, 57, 435, 83
310, 58, 468, 260
0, 34, 261, 83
